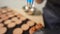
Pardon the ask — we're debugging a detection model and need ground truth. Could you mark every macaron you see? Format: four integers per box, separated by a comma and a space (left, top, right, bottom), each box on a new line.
13, 28, 23, 34
21, 24, 29, 31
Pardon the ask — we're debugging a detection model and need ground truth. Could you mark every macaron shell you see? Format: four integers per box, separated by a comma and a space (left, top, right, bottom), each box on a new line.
27, 21, 35, 26
7, 23, 16, 28
13, 28, 23, 34
0, 27, 7, 34
21, 24, 29, 31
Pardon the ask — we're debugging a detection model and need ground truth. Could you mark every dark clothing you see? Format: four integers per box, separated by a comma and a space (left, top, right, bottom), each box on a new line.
43, 0, 60, 29
34, 27, 60, 34
34, 0, 60, 34
48, 0, 60, 5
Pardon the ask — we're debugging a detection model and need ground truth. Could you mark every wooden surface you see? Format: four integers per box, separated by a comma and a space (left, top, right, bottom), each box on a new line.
14, 9, 44, 27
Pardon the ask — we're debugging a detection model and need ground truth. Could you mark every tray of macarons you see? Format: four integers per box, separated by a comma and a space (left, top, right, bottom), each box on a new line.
0, 7, 43, 34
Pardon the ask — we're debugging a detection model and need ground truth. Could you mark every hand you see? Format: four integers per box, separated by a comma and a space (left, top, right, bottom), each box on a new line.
35, 0, 43, 4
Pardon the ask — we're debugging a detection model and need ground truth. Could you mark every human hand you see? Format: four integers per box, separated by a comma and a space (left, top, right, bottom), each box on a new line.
35, 0, 43, 4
